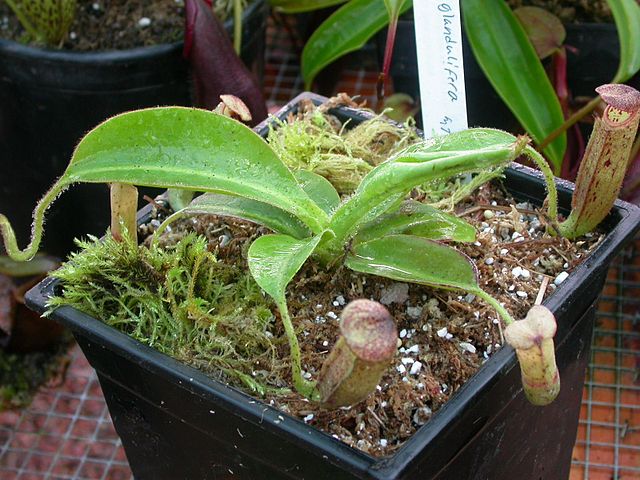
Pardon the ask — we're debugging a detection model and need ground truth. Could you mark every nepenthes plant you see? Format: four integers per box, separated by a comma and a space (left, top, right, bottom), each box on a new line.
2, 85, 638, 408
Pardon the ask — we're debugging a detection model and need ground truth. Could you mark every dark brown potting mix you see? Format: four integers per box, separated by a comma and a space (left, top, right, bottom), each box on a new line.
143, 182, 600, 457
0, 0, 246, 51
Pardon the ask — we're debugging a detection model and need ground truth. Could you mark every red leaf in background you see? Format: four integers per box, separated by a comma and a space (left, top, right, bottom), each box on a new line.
183, 0, 267, 125
551, 47, 585, 181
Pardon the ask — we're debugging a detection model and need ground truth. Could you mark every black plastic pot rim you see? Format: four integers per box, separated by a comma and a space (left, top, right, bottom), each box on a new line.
0, 0, 264, 63
25, 92, 640, 479
0, 37, 184, 63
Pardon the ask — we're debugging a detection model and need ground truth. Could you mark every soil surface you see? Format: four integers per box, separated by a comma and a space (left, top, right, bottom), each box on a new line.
1, 0, 188, 51
143, 181, 601, 457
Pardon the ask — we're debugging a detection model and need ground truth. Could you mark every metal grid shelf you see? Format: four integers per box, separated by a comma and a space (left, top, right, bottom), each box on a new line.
0, 348, 131, 479
1, 16, 639, 480
570, 242, 640, 480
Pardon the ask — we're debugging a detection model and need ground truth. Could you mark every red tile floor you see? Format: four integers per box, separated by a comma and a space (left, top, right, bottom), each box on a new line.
1, 15, 639, 480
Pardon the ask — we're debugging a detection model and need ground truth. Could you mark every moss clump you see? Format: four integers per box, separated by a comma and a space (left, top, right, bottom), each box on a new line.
48, 232, 288, 395
266, 101, 501, 206
267, 106, 420, 194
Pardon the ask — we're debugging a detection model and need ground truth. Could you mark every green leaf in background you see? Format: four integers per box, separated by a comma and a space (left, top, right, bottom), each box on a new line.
270, 0, 348, 14
66, 107, 329, 234
383, 0, 405, 20
168, 193, 311, 239
302, 0, 412, 89
5, 0, 77, 46
294, 170, 340, 215
345, 234, 479, 291
355, 200, 476, 244
608, 0, 640, 83
463, 0, 567, 173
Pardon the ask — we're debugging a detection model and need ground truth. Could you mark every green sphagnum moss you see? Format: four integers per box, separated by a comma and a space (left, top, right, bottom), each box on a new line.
267, 110, 420, 194
47, 231, 289, 396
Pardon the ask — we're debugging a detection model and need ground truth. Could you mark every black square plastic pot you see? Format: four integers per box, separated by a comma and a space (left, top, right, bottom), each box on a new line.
0, 0, 268, 257
25, 93, 640, 479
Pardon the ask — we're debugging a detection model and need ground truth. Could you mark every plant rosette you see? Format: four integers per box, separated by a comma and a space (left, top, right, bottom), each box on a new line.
10, 92, 640, 478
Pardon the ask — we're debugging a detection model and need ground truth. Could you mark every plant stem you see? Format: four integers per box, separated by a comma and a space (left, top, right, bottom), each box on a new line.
233, 0, 242, 55
276, 299, 319, 401
523, 146, 559, 225
473, 288, 515, 326
0, 180, 71, 262
152, 211, 187, 247
376, 16, 398, 104
110, 183, 138, 243
540, 96, 601, 149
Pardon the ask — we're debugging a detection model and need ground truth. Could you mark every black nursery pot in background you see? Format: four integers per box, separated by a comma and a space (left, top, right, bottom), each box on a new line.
382, 18, 640, 131
26, 93, 640, 479
0, 0, 267, 258
564, 23, 640, 96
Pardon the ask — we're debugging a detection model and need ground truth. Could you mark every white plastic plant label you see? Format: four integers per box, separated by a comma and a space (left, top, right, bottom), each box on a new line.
413, 0, 468, 137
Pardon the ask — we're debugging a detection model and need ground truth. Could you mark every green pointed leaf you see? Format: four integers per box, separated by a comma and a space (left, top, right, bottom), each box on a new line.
326, 129, 525, 251
5, 0, 76, 46
609, 0, 640, 83
345, 234, 478, 291
355, 200, 476, 244
248, 232, 330, 400
167, 189, 195, 212
248, 234, 327, 303
302, 0, 412, 88
270, 0, 348, 13
176, 193, 311, 238
463, 0, 566, 173
66, 107, 329, 234
294, 170, 340, 215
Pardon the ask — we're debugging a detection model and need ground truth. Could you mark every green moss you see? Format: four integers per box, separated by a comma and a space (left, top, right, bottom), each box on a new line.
267, 109, 420, 194
48, 232, 289, 396
419, 170, 504, 212
266, 106, 502, 205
